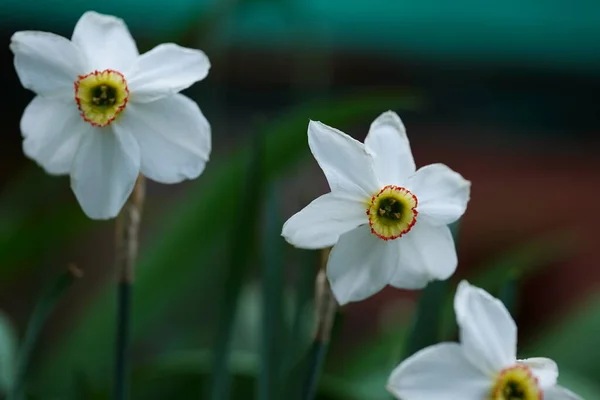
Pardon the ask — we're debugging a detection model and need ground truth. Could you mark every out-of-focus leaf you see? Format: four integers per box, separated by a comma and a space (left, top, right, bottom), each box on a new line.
0, 311, 17, 396
440, 230, 576, 339
9, 266, 81, 400
283, 250, 317, 397
258, 190, 285, 400
210, 134, 265, 400
39, 91, 423, 392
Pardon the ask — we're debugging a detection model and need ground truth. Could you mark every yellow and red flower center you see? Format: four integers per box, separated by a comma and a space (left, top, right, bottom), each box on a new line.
490, 365, 542, 400
74, 69, 129, 127
366, 185, 418, 240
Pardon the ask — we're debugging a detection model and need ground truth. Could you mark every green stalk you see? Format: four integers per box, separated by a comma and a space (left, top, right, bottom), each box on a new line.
302, 250, 337, 400
114, 176, 145, 400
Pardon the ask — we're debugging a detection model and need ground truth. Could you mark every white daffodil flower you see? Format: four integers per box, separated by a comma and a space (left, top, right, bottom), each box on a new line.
281, 111, 470, 304
10, 11, 211, 219
387, 281, 582, 400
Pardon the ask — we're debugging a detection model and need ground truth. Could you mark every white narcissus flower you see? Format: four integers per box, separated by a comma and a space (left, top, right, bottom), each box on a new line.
10, 11, 211, 219
387, 281, 582, 400
281, 111, 470, 304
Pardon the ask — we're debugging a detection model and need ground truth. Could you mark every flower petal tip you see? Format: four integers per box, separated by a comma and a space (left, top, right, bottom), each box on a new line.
79, 10, 126, 25
456, 279, 474, 296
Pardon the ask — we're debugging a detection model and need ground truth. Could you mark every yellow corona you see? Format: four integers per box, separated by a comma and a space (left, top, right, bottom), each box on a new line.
74, 69, 129, 127
366, 185, 418, 240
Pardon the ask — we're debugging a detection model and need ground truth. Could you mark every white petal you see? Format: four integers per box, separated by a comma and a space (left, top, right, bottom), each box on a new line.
544, 385, 584, 400
113, 94, 210, 184
71, 11, 138, 72
407, 163, 471, 226
71, 128, 140, 220
10, 31, 84, 99
21, 96, 86, 175
364, 111, 415, 185
387, 342, 490, 400
518, 357, 558, 389
308, 121, 379, 199
127, 44, 210, 103
282, 192, 367, 249
388, 254, 431, 290
395, 222, 457, 283
454, 280, 517, 375
327, 226, 396, 305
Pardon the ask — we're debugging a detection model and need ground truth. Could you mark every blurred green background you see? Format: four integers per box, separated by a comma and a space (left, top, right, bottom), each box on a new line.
1, 0, 600, 399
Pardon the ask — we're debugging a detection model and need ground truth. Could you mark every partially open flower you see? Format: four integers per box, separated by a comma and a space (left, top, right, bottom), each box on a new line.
387, 281, 582, 400
281, 111, 470, 304
11, 11, 211, 219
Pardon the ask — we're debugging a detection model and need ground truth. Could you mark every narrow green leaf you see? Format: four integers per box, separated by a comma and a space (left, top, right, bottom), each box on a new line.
303, 341, 329, 400
258, 190, 285, 400
283, 250, 317, 398
8, 266, 81, 400
0, 311, 17, 396
209, 133, 266, 400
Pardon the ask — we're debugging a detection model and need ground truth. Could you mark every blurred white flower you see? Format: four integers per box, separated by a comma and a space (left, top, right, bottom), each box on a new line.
387, 281, 582, 400
10, 11, 211, 219
281, 111, 470, 304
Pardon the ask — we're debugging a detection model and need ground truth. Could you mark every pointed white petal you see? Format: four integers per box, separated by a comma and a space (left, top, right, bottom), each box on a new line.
544, 385, 583, 400
364, 111, 415, 185
408, 163, 471, 226
455, 280, 517, 375
21, 96, 86, 175
71, 128, 140, 220
113, 94, 210, 184
282, 192, 367, 249
395, 222, 457, 283
128, 44, 210, 103
387, 342, 490, 400
10, 31, 84, 99
327, 226, 396, 305
308, 121, 379, 199
71, 11, 138, 72
518, 357, 558, 389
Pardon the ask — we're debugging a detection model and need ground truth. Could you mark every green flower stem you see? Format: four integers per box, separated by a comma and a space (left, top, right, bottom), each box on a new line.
303, 249, 337, 400
114, 176, 145, 400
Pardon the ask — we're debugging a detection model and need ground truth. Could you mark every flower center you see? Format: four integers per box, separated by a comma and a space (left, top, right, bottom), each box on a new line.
366, 185, 418, 240
490, 365, 542, 400
74, 69, 129, 127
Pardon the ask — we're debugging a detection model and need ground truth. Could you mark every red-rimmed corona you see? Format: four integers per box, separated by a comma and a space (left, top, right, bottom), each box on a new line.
490, 365, 542, 400
366, 185, 418, 240
74, 69, 129, 127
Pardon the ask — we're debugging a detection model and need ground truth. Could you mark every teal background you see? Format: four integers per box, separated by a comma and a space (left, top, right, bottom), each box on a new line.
2, 0, 600, 72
